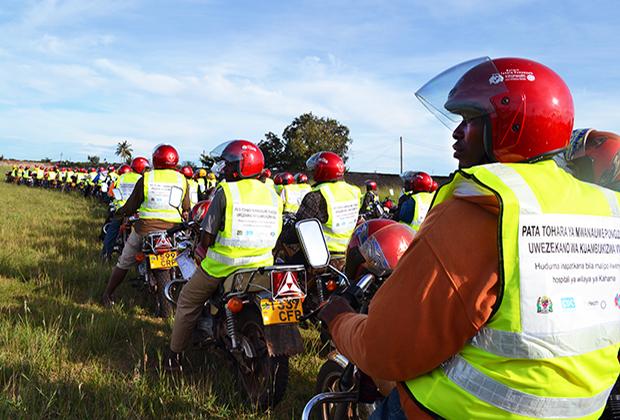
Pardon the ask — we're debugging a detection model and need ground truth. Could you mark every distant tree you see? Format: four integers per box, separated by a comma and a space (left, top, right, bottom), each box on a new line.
282, 113, 352, 171
87, 155, 100, 165
41, 157, 52, 163
181, 160, 196, 168
257, 132, 287, 170
0, 155, 4, 161
115, 140, 133, 164
199, 151, 214, 169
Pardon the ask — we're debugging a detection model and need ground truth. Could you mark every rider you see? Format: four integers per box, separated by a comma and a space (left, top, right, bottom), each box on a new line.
167, 139, 282, 368
277, 172, 299, 213
562, 128, 620, 191
361, 179, 383, 218
101, 158, 149, 260
259, 168, 275, 190
397, 171, 434, 232
101, 145, 189, 306
318, 57, 620, 419
281, 151, 361, 265
180, 165, 199, 207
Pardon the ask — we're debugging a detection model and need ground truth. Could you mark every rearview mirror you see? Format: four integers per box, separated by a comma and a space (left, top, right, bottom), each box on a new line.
113, 188, 123, 200
295, 219, 330, 269
169, 186, 184, 209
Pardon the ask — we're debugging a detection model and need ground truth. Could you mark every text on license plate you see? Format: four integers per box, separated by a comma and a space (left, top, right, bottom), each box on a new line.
260, 299, 303, 325
149, 251, 178, 269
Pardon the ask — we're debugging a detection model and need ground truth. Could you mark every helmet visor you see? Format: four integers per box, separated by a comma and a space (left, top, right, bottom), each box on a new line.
210, 141, 239, 161
415, 57, 508, 130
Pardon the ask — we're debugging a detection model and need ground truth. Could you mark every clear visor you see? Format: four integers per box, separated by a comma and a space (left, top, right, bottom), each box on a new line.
305, 152, 322, 170
359, 236, 391, 277
564, 128, 593, 161
415, 57, 508, 130
211, 160, 226, 177
210, 141, 235, 161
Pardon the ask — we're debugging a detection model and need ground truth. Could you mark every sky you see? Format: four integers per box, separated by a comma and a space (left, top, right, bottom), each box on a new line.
0, 0, 619, 175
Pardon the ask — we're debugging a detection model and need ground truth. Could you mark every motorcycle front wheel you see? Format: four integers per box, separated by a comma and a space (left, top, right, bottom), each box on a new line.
234, 308, 289, 410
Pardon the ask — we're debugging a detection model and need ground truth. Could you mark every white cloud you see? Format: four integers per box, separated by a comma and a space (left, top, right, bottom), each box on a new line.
95, 59, 185, 95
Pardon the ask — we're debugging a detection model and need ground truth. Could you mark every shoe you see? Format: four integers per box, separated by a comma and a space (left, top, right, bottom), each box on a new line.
101, 294, 115, 308
164, 351, 183, 373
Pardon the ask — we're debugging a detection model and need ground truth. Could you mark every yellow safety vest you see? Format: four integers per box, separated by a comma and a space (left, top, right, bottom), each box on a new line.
48, 171, 57, 181
188, 179, 199, 207
36, 169, 44, 180
202, 179, 282, 278
114, 172, 141, 207
281, 183, 312, 213
405, 160, 620, 419
404, 191, 434, 232
138, 169, 187, 223
314, 181, 361, 253
197, 178, 206, 193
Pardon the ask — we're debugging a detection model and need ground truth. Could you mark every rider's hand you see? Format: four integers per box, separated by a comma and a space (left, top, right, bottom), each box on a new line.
318, 296, 355, 328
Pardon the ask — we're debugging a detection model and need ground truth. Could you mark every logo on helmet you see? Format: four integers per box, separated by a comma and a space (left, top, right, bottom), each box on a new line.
489, 73, 504, 85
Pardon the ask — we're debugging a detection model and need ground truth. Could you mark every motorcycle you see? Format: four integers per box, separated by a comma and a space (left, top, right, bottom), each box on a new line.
163, 218, 330, 409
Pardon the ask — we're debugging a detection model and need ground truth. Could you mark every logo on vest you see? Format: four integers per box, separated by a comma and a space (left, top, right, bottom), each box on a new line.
536, 296, 553, 314
560, 297, 576, 310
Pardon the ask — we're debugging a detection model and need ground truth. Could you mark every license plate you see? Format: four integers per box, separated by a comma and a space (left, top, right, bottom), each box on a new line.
260, 299, 303, 325
148, 251, 178, 269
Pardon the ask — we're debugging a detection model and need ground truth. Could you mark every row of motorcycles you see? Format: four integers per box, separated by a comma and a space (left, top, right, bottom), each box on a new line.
100, 186, 619, 419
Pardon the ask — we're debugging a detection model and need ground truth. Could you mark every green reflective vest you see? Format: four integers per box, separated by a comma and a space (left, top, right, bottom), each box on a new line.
403, 191, 434, 232
114, 172, 141, 207
281, 183, 312, 213
406, 160, 620, 419
197, 178, 206, 193
48, 171, 57, 181
314, 181, 361, 254
188, 179, 199, 207
138, 169, 187, 223
263, 177, 275, 191
202, 179, 282, 278
36, 169, 44, 180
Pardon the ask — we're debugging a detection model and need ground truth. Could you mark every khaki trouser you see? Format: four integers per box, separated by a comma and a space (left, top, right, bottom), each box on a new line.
170, 266, 223, 353
116, 230, 144, 270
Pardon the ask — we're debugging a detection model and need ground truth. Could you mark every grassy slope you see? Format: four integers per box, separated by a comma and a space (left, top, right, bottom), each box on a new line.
0, 169, 323, 419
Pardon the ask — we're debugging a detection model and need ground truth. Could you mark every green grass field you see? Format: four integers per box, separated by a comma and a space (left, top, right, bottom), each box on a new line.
0, 168, 323, 419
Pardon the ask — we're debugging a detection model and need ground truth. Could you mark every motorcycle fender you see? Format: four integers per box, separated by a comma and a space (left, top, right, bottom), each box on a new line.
264, 324, 304, 357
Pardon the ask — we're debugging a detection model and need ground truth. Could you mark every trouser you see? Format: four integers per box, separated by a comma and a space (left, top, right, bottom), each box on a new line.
102, 218, 122, 256
170, 266, 224, 353
369, 388, 407, 420
116, 230, 143, 270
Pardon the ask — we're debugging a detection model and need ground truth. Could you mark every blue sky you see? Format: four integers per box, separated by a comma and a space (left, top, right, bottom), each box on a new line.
0, 0, 619, 175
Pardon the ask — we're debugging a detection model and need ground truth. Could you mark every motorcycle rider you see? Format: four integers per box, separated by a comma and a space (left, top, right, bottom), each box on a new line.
101, 158, 149, 261
562, 128, 620, 191
281, 151, 361, 266
180, 165, 199, 207
259, 168, 275, 190
397, 171, 434, 232
361, 179, 384, 218
101, 145, 189, 306
167, 139, 282, 369
318, 57, 620, 419
277, 172, 299, 213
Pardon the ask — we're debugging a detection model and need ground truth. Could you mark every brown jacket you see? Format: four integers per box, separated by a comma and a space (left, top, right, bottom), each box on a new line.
330, 194, 501, 418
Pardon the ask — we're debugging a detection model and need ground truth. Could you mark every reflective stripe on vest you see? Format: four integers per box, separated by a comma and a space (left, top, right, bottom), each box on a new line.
406, 160, 620, 419
115, 172, 141, 207
201, 179, 282, 278
138, 169, 186, 223
282, 183, 312, 213
314, 181, 361, 253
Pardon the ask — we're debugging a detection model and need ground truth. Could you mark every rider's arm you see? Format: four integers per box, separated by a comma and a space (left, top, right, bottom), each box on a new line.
329, 194, 500, 382
115, 177, 145, 218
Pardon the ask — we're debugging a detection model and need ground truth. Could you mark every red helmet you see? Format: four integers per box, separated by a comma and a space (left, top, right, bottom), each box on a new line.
382, 197, 394, 209
108, 165, 115, 172
364, 179, 377, 191
565, 129, 620, 189
190, 200, 212, 223
118, 164, 131, 175
431, 180, 439, 192
306, 151, 345, 183
274, 172, 294, 186
152, 144, 179, 169
210, 140, 264, 181
294, 172, 308, 184
359, 224, 415, 276
345, 219, 398, 279
417, 57, 574, 163
261, 168, 272, 179
180, 165, 194, 179
131, 157, 150, 174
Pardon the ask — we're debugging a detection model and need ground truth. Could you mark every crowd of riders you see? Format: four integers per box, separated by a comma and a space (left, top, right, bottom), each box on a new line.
4, 55, 620, 419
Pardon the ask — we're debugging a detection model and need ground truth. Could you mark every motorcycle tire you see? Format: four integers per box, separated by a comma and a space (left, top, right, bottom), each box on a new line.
153, 270, 174, 318
234, 307, 289, 409
315, 360, 374, 420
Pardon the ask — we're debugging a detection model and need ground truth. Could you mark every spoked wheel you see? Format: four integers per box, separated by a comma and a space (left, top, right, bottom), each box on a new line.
234, 308, 289, 409
153, 270, 174, 318
315, 360, 374, 420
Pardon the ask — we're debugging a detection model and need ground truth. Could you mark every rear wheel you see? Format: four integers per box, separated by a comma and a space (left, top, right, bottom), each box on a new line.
315, 360, 374, 420
153, 270, 174, 318
235, 308, 289, 409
